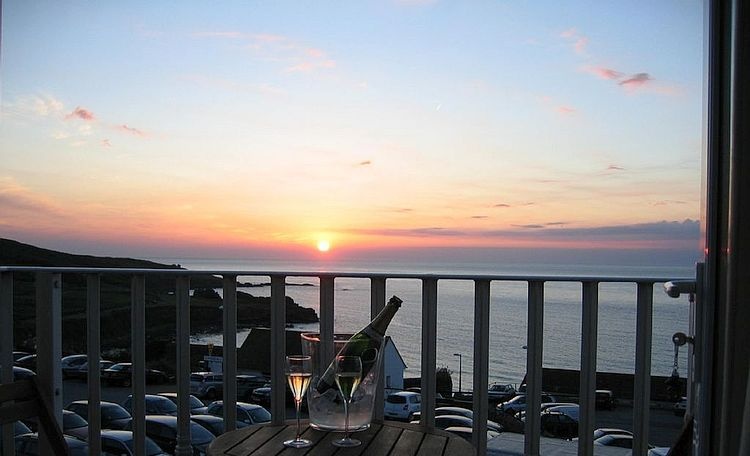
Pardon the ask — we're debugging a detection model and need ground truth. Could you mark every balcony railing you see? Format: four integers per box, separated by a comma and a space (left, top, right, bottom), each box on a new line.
0, 266, 689, 455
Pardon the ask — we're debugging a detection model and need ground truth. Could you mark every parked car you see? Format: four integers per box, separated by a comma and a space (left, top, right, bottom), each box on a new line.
384, 391, 421, 421
249, 383, 298, 408
69, 359, 115, 380
412, 406, 475, 421
674, 397, 687, 416
14, 354, 37, 370
14, 433, 89, 456
61, 354, 88, 379
594, 433, 653, 449
488, 383, 517, 402
236, 374, 268, 401
205, 401, 272, 427
443, 426, 500, 443
11, 366, 36, 380
100, 430, 168, 456
125, 415, 215, 455
13, 351, 31, 362
156, 392, 208, 415
595, 389, 617, 410
190, 372, 224, 399
593, 428, 633, 440
65, 400, 132, 430
411, 414, 503, 433
540, 410, 578, 439
190, 414, 226, 436
102, 363, 170, 386
496, 393, 558, 415
121, 394, 178, 416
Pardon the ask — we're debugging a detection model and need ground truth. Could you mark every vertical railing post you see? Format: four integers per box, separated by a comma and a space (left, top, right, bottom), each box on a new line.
175, 276, 192, 456
270, 275, 287, 424
578, 281, 599, 456
370, 277, 386, 422
420, 278, 438, 429
36, 272, 62, 456
472, 279, 491, 455
525, 280, 544, 456
633, 282, 654, 455
222, 275, 238, 432
131, 275, 146, 456
86, 274, 102, 456
1, 272, 14, 454
319, 276, 335, 376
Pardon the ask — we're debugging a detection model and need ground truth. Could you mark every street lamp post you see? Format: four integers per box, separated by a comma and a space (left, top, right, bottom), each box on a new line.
453, 353, 462, 393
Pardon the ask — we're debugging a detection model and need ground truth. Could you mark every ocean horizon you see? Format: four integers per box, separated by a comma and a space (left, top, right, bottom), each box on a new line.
152, 256, 694, 391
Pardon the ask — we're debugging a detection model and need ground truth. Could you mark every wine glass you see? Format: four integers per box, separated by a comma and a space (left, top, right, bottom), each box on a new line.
283, 355, 313, 448
332, 355, 363, 447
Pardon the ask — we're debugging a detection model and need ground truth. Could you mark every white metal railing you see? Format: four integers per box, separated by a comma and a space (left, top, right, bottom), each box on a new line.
0, 266, 689, 456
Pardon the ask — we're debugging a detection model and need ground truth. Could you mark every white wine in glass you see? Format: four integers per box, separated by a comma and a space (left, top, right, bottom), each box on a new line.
283, 355, 313, 448
332, 355, 363, 448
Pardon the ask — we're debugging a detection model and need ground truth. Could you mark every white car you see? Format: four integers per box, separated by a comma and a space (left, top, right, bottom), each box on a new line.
384, 392, 421, 421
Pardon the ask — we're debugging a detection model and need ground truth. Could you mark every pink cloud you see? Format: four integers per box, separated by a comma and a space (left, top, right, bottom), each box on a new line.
100, 139, 112, 148
117, 124, 147, 137
583, 66, 623, 80
66, 106, 95, 121
560, 28, 588, 55
556, 106, 576, 115
560, 28, 578, 38
619, 73, 652, 88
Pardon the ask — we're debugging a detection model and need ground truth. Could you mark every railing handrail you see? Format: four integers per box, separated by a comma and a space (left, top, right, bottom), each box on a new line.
0, 265, 688, 283
0, 265, 692, 455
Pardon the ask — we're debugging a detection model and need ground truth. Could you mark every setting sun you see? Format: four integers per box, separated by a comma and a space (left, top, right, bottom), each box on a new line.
317, 240, 331, 252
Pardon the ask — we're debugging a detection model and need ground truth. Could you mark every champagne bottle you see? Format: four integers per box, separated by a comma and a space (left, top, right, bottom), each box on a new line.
315, 295, 402, 393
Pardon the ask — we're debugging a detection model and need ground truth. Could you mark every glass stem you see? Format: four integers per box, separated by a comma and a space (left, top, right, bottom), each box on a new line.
343, 399, 350, 440
295, 399, 302, 440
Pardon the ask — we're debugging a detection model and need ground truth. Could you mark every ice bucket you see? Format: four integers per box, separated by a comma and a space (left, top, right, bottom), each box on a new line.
301, 332, 384, 431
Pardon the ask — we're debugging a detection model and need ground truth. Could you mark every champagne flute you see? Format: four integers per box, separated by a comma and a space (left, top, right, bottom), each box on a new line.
332, 355, 363, 447
283, 355, 313, 448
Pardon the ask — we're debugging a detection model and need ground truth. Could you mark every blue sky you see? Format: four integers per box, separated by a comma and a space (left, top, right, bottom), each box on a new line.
0, 1, 704, 264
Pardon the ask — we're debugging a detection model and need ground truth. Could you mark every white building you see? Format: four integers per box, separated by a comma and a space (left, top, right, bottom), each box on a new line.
383, 336, 407, 393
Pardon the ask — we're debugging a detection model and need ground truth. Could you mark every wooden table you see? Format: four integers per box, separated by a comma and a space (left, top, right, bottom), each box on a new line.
208, 421, 474, 456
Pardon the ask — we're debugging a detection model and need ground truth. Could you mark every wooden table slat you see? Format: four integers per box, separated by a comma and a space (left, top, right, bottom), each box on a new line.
209, 421, 473, 456
443, 436, 471, 456
356, 423, 403, 456
210, 424, 265, 454
388, 428, 426, 456
303, 427, 343, 456
227, 425, 288, 456
415, 432, 448, 456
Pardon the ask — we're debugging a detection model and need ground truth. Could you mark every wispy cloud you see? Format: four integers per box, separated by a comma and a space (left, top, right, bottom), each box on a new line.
195, 31, 336, 74
556, 106, 576, 115
0, 177, 62, 215
471, 215, 488, 219
66, 106, 96, 122
341, 220, 700, 244
581, 65, 680, 96
494, 203, 511, 208
116, 124, 148, 137
358, 160, 372, 166
619, 72, 652, 88
584, 67, 624, 81
560, 28, 588, 55
607, 165, 625, 171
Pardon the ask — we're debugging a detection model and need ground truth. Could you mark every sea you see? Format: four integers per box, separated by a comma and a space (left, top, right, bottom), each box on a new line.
150, 257, 694, 391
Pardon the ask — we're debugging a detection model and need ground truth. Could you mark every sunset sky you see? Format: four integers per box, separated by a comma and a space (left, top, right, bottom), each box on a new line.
0, 1, 703, 264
